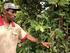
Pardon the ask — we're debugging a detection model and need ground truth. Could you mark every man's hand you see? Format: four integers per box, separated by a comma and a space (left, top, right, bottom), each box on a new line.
41, 42, 50, 48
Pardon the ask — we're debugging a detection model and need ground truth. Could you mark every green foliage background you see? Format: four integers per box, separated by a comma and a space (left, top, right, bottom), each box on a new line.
0, 0, 70, 53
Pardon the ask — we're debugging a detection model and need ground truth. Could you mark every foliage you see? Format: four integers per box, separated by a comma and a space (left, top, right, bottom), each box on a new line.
0, 0, 3, 14
0, 0, 70, 53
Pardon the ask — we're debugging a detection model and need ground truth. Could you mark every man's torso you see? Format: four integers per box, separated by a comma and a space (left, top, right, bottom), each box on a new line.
0, 23, 20, 53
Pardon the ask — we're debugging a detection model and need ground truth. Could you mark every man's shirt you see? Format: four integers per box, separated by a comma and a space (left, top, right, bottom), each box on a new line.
0, 16, 27, 53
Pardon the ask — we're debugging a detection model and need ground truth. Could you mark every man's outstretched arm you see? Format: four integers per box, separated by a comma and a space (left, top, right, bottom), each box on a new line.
21, 34, 50, 48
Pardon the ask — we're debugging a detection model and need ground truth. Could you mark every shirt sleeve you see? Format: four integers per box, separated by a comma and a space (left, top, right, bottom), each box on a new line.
15, 24, 27, 42
20, 27, 28, 42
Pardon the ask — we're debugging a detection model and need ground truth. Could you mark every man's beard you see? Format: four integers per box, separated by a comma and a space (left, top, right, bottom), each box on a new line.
7, 17, 15, 23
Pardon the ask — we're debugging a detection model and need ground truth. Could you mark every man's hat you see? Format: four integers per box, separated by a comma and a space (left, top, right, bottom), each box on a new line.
4, 3, 20, 11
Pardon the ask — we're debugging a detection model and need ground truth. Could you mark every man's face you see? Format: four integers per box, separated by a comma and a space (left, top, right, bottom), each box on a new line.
5, 9, 16, 22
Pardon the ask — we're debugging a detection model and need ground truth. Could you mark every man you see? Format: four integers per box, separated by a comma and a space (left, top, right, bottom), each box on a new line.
0, 2, 50, 53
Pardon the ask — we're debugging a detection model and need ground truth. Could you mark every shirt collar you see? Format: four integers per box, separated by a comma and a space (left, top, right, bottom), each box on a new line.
0, 16, 15, 27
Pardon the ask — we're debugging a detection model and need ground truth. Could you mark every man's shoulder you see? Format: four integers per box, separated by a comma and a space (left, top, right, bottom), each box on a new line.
0, 15, 4, 26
